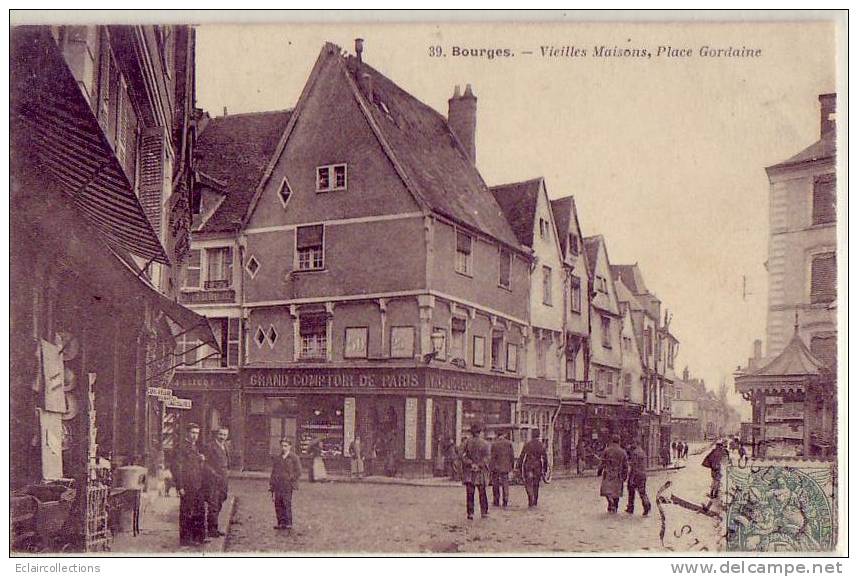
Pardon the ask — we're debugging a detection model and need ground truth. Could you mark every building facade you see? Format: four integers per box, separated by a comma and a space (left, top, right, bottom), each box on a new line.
736, 94, 837, 460
11, 25, 205, 550
176, 41, 531, 475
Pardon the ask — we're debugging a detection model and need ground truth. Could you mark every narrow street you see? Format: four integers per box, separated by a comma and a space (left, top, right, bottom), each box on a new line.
226, 446, 722, 554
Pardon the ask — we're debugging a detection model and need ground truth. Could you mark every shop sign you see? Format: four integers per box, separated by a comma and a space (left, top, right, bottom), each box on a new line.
165, 396, 193, 410
571, 380, 593, 393
245, 368, 421, 391
147, 387, 173, 399
425, 370, 518, 397
172, 371, 237, 390
243, 367, 519, 398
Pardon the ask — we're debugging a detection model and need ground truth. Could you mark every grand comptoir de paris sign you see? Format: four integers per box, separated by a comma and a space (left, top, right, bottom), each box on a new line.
242, 367, 518, 398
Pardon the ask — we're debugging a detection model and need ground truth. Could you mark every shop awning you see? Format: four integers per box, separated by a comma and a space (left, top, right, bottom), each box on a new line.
11, 26, 170, 264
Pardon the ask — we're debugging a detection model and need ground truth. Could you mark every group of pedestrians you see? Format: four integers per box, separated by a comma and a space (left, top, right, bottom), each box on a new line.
672, 440, 690, 460
172, 424, 231, 546
597, 434, 651, 515
458, 423, 548, 520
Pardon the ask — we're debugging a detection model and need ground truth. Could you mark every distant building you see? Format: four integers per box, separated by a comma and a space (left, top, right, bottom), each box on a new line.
736, 94, 837, 459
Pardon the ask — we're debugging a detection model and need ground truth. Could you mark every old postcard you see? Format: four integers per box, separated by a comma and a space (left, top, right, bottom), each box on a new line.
7, 11, 845, 559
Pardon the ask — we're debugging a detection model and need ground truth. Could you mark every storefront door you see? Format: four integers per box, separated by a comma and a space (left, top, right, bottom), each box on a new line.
269, 416, 297, 458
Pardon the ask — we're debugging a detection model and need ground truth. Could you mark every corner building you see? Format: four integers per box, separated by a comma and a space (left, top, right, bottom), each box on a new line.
179, 41, 531, 475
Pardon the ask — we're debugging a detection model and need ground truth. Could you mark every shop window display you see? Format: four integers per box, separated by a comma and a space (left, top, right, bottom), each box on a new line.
299, 397, 344, 458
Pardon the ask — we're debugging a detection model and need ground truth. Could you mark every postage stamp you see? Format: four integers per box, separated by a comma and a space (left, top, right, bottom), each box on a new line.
724, 461, 836, 552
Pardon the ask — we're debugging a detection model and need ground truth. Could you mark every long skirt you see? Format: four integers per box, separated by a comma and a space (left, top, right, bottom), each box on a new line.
311, 456, 328, 481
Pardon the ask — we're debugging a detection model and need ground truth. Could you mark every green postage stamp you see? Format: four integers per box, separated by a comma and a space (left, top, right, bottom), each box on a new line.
724, 460, 836, 552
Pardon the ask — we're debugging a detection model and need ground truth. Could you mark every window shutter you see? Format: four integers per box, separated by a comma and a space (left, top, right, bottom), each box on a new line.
812, 174, 836, 225
810, 253, 836, 304
456, 231, 472, 254
296, 225, 323, 249
139, 128, 166, 237
299, 314, 328, 336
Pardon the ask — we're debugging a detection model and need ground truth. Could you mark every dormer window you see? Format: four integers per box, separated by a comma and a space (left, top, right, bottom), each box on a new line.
316, 164, 347, 192
277, 177, 293, 207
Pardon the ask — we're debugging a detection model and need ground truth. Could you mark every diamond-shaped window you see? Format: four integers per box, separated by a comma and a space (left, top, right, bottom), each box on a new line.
278, 178, 292, 208
246, 256, 260, 278
255, 327, 267, 347
268, 325, 278, 347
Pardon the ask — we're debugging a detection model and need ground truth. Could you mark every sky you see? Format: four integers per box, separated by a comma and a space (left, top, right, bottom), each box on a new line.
194, 21, 836, 415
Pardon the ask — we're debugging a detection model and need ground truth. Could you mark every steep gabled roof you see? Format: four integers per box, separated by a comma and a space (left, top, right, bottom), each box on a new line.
240, 43, 523, 250
583, 236, 601, 277
550, 197, 573, 256
611, 263, 648, 295
489, 177, 542, 247
767, 130, 835, 171
614, 277, 645, 311
355, 58, 521, 248
195, 109, 293, 233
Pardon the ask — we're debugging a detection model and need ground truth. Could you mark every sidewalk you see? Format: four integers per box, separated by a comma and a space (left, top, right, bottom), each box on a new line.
109, 491, 235, 555
228, 462, 687, 488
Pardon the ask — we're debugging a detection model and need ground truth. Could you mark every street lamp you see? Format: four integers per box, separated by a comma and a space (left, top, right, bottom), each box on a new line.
423, 330, 446, 363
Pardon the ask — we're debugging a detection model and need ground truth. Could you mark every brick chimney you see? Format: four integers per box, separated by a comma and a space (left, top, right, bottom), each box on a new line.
819, 93, 835, 136
448, 84, 477, 164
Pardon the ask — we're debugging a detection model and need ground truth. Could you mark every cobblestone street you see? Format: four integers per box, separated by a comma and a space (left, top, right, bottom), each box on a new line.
226, 447, 723, 554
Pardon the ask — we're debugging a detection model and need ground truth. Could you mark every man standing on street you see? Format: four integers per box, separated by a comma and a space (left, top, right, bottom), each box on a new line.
598, 434, 629, 514
174, 423, 207, 546
270, 438, 302, 530
490, 431, 515, 507
203, 427, 230, 538
519, 428, 548, 508
461, 423, 491, 520
625, 437, 651, 516
702, 440, 732, 499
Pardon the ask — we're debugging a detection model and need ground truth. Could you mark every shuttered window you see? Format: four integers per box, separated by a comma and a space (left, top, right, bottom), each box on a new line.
812, 174, 836, 225
296, 225, 324, 270
138, 129, 166, 236
184, 249, 201, 288
810, 252, 836, 304
498, 248, 511, 289
455, 231, 472, 275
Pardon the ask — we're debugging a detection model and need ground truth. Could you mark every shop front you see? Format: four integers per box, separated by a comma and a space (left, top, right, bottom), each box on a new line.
240, 366, 520, 477
168, 370, 240, 467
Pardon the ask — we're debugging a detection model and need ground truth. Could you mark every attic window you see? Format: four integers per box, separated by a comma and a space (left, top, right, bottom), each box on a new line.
569, 233, 580, 256
277, 177, 293, 207
246, 255, 260, 279
316, 164, 347, 192
539, 218, 550, 240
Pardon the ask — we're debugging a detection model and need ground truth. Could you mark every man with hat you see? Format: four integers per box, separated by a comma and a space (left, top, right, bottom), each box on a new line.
598, 434, 629, 514
518, 428, 548, 507
490, 431, 515, 508
624, 436, 651, 516
702, 440, 732, 499
461, 423, 491, 519
174, 423, 207, 545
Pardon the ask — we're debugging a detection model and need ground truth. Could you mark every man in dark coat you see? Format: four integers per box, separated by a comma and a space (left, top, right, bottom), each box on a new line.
625, 437, 651, 516
461, 423, 491, 519
270, 437, 302, 530
174, 423, 207, 545
203, 427, 230, 538
518, 428, 548, 507
490, 432, 515, 507
702, 440, 732, 499
598, 434, 629, 513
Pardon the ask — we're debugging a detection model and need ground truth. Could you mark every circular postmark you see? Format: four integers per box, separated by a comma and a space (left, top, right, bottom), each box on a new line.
725, 466, 834, 552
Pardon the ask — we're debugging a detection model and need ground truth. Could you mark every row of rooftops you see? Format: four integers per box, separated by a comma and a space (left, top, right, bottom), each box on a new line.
190, 40, 676, 337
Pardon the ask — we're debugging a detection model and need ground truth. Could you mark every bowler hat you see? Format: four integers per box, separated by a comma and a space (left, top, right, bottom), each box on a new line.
469, 423, 483, 434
